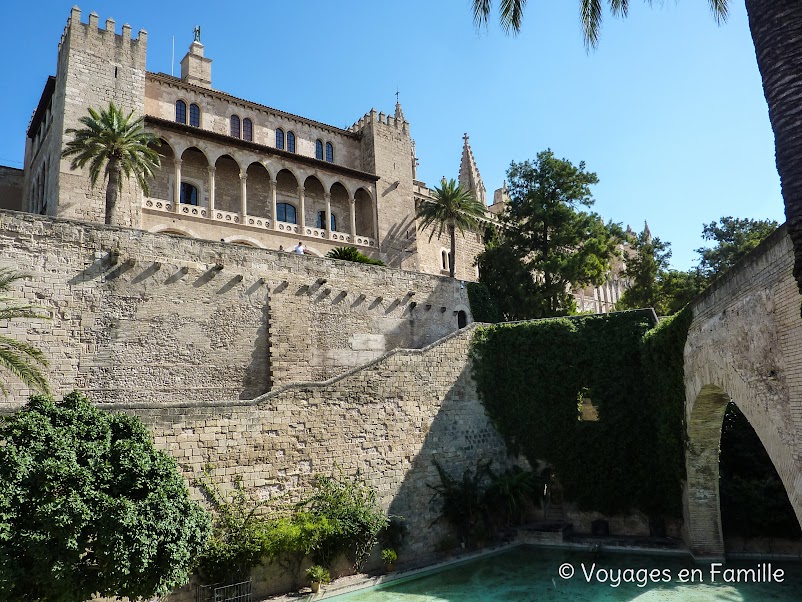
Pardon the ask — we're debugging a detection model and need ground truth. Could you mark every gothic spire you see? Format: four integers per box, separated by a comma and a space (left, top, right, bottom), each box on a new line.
458, 133, 486, 205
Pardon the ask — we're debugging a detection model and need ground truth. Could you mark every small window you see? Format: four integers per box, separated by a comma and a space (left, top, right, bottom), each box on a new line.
242, 118, 253, 142
317, 211, 336, 230
315, 139, 324, 160
441, 250, 451, 271
325, 142, 334, 163
175, 100, 187, 124
277, 202, 296, 224
276, 128, 285, 150
287, 131, 296, 153
180, 182, 199, 206
230, 115, 241, 138
189, 103, 200, 127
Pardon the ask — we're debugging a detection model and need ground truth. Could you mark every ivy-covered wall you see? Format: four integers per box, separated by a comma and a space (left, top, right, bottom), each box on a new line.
470, 310, 690, 518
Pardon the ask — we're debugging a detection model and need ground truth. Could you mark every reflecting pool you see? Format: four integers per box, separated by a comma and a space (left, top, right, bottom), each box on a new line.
330, 546, 802, 601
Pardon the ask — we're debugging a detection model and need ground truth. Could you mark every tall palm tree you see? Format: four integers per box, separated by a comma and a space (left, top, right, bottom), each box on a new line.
473, 1, 802, 295
0, 268, 49, 396
416, 178, 487, 278
63, 102, 161, 226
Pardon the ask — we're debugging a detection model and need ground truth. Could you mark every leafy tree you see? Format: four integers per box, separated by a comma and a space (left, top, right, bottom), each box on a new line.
0, 391, 211, 602
481, 150, 620, 317
470, 1, 802, 296
62, 102, 161, 226
696, 216, 778, 278
656, 268, 707, 315
416, 178, 487, 278
0, 268, 49, 395
617, 227, 672, 313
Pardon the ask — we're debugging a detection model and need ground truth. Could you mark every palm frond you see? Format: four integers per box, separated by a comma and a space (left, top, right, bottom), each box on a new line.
581, 0, 604, 50
0, 335, 50, 395
473, 0, 493, 28
708, 0, 729, 24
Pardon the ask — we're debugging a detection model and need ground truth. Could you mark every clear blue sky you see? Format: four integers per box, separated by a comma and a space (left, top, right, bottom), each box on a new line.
0, 1, 783, 270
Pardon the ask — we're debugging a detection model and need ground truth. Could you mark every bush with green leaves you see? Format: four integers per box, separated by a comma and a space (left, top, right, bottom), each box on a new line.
196, 473, 269, 584
306, 564, 331, 584
0, 391, 211, 602
301, 471, 389, 570
428, 459, 493, 546
260, 512, 335, 587
326, 246, 385, 266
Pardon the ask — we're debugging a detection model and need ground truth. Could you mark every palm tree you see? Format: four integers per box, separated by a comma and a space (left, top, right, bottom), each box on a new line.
472, 1, 802, 295
0, 268, 49, 396
63, 102, 161, 226
416, 178, 487, 278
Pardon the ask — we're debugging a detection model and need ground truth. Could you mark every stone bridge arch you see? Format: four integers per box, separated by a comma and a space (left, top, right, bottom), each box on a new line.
684, 226, 802, 557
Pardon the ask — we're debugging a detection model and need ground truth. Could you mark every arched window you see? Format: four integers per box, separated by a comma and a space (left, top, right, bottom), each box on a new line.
175, 100, 187, 124
441, 250, 451, 271
457, 310, 468, 329
317, 211, 336, 231
276, 202, 296, 224
189, 103, 200, 127
230, 115, 241, 138
287, 131, 296, 153
242, 118, 253, 142
325, 142, 334, 163
276, 128, 285, 150
180, 182, 199, 206
315, 139, 324, 160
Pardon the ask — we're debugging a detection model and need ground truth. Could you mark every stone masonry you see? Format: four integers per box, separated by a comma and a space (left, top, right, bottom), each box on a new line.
684, 224, 802, 557
0, 210, 470, 406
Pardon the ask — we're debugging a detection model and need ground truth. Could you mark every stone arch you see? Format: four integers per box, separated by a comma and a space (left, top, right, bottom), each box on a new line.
148, 224, 199, 238
222, 235, 265, 248
684, 358, 802, 558
179, 147, 210, 207
148, 138, 175, 203
329, 182, 350, 235
214, 154, 241, 214
354, 187, 374, 239
245, 161, 271, 220
304, 175, 326, 232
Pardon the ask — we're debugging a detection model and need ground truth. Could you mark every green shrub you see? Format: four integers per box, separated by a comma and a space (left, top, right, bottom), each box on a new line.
196, 473, 267, 584
306, 564, 331, 584
301, 470, 389, 570
260, 512, 335, 587
467, 281, 501, 323
326, 246, 385, 266
381, 548, 397, 564
428, 459, 492, 546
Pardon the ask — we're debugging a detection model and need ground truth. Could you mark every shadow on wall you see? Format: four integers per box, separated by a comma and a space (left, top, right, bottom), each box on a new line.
384, 357, 513, 564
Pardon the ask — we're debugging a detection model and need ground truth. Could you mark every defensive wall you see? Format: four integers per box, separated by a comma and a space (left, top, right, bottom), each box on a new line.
0, 209, 470, 407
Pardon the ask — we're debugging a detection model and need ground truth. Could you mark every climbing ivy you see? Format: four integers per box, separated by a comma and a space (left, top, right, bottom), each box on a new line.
470, 310, 689, 518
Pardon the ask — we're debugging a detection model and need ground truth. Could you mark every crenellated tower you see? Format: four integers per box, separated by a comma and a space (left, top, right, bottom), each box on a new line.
350, 103, 416, 269
24, 6, 148, 227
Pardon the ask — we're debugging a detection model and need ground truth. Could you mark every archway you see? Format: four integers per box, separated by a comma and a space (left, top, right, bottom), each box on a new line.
685, 383, 802, 557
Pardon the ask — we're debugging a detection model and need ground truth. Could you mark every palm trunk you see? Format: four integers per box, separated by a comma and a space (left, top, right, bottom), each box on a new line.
449, 222, 456, 278
105, 158, 121, 226
745, 0, 802, 292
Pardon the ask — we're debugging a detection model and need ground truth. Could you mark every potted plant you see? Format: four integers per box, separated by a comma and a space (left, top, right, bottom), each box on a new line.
381, 548, 397, 572
306, 565, 331, 593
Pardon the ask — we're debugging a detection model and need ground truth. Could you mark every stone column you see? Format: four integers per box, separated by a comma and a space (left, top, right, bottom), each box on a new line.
270, 179, 278, 230
349, 197, 357, 242
173, 159, 182, 212
298, 186, 305, 233
208, 166, 216, 219
371, 193, 378, 240
240, 169, 247, 221
324, 192, 332, 237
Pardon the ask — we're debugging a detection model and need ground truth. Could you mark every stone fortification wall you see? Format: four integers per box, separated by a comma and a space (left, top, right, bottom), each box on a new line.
104, 324, 511, 598
0, 211, 469, 407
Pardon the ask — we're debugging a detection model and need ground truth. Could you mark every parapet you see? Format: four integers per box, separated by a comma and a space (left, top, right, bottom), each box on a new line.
348, 107, 408, 135
58, 6, 147, 54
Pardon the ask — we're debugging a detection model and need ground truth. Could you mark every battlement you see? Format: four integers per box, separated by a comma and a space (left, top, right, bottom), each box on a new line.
58, 6, 147, 54
348, 108, 409, 135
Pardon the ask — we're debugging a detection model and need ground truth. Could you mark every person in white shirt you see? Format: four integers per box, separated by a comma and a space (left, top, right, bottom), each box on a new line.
293, 242, 305, 255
